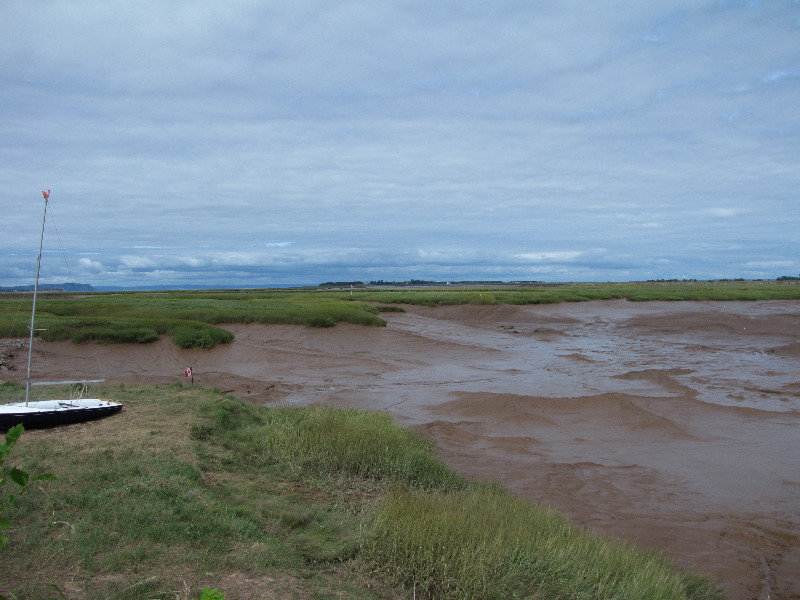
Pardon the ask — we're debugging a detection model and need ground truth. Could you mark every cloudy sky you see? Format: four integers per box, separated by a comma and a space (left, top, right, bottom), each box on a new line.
2, 1, 798, 287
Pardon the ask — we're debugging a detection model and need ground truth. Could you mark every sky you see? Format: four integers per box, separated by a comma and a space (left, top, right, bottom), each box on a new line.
2, 1, 799, 287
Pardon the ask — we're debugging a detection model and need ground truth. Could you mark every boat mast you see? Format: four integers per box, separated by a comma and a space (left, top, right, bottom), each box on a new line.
25, 190, 49, 406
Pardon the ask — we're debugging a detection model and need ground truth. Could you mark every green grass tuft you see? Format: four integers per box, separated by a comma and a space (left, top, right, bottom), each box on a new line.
369, 485, 725, 600
170, 323, 234, 349
192, 399, 464, 489
374, 305, 406, 313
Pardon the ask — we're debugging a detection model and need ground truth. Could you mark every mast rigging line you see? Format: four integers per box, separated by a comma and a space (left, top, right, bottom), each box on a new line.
25, 191, 49, 405
45, 200, 75, 283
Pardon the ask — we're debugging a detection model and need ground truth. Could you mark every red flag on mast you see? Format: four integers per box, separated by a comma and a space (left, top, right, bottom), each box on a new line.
42, 189, 50, 200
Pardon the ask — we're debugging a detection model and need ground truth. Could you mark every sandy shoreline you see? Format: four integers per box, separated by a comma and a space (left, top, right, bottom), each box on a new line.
3, 299, 799, 600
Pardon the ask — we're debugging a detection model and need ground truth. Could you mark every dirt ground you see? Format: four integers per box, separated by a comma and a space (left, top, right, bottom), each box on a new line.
3, 300, 799, 600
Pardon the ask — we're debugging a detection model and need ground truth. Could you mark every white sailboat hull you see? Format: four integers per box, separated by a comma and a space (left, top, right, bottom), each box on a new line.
0, 398, 122, 429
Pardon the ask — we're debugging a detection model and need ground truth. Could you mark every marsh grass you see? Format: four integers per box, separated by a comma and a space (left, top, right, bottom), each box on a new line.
339, 281, 800, 306
191, 399, 464, 489
0, 292, 386, 348
373, 305, 406, 313
370, 486, 725, 600
0, 282, 796, 349
0, 383, 725, 599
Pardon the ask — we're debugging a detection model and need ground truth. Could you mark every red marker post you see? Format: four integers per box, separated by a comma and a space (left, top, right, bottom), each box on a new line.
184, 366, 193, 386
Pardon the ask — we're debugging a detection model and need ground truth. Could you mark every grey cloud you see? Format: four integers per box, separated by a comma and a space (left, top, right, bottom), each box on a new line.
1, 1, 798, 287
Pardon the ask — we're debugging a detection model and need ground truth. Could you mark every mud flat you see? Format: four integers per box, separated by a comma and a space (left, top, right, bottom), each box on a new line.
4, 300, 799, 600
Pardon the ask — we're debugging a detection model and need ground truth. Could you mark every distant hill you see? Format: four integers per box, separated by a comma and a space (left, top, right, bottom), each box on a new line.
94, 283, 306, 291
0, 282, 96, 293
0, 283, 309, 293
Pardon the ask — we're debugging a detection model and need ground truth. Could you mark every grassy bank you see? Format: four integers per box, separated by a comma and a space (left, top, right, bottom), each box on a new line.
0, 282, 797, 348
1, 383, 724, 599
0, 292, 387, 348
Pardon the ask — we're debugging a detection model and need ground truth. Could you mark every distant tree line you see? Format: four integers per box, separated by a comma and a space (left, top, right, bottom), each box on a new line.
367, 280, 513, 286
318, 281, 367, 288
647, 277, 800, 283
369, 279, 438, 286
318, 279, 519, 288
318, 277, 799, 289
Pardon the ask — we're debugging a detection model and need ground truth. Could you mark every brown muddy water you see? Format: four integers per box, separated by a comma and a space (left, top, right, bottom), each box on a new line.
4, 300, 799, 599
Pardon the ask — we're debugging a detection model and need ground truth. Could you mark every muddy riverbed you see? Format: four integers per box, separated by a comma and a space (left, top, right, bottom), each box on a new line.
4, 300, 799, 599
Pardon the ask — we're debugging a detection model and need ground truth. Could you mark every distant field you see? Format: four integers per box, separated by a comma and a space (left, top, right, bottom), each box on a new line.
0, 281, 797, 348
